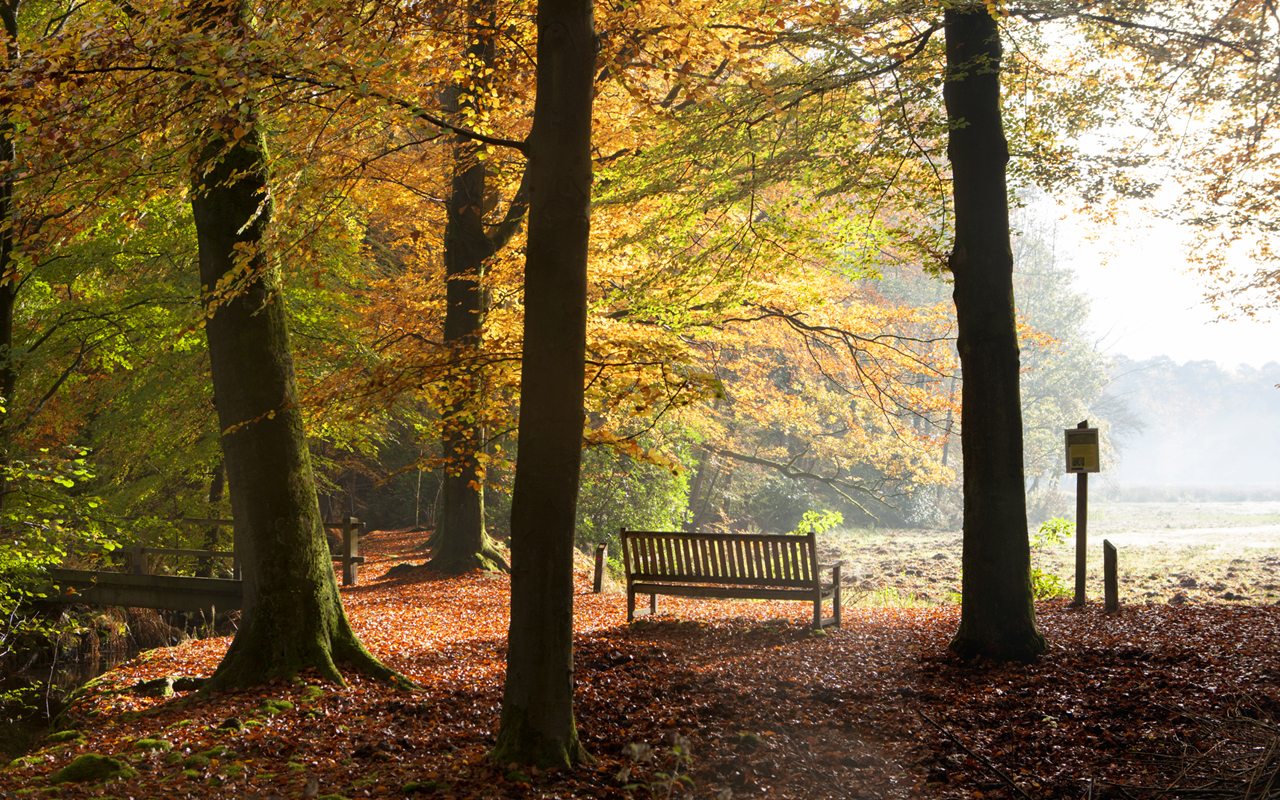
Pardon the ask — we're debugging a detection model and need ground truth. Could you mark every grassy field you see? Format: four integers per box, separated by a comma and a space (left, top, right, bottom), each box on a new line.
822, 499, 1280, 607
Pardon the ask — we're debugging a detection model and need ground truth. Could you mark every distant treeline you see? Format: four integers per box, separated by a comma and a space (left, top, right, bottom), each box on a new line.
1106, 356, 1280, 487
1094, 484, 1280, 503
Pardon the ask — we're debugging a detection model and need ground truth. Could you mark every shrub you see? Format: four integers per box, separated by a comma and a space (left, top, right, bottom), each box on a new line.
1031, 517, 1072, 599
575, 446, 690, 555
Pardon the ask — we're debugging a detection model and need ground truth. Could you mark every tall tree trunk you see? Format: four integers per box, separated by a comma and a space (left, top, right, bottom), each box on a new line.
190, 0, 402, 689
490, 0, 595, 768
428, 3, 509, 574
0, 0, 19, 517
944, 5, 1046, 661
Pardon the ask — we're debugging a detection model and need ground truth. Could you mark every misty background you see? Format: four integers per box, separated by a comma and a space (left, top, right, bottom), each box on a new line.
1048, 201, 1280, 496
1101, 357, 1280, 491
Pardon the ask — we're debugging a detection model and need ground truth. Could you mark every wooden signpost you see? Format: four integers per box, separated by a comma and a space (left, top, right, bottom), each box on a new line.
1065, 421, 1100, 607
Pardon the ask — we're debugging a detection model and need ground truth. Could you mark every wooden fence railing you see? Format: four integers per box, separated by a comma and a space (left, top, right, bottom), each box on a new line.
48, 516, 367, 613
123, 516, 366, 586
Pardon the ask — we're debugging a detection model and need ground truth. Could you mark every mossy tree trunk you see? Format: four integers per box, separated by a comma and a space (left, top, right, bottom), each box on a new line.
944, 5, 1046, 662
190, 0, 402, 690
490, 0, 594, 768
428, 0, 514, 575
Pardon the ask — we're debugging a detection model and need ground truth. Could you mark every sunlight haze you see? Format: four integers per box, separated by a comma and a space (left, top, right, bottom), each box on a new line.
1059, 211, 1277, 369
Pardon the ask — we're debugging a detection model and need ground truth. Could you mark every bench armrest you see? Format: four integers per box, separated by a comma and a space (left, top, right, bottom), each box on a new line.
822, 562, 842, 593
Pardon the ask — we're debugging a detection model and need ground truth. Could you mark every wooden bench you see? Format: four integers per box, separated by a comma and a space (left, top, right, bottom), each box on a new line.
621, 529, 842, 629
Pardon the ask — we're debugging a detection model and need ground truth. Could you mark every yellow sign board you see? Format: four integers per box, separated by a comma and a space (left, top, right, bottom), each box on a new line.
1065, 428, 1100, 473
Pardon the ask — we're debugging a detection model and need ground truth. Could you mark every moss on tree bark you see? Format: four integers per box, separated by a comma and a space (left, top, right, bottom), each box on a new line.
427, 80, 509, 575
187, 15, 408, 686
425, 0, 527, 575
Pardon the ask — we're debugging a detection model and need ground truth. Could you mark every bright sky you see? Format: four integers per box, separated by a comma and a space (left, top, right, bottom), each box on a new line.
1055, 209, 1277, 370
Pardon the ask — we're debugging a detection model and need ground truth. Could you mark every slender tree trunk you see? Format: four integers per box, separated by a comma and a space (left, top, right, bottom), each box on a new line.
684, 451, 722, 532
195, 460, 225, 578
944, 5, 1046, 661
491, 0, 595, 768
428, 4, 509, 574
0, 0, 19, 516
190, 0, 402, 689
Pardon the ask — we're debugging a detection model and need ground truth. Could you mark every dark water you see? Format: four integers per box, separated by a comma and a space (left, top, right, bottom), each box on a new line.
1, 607, 230, 757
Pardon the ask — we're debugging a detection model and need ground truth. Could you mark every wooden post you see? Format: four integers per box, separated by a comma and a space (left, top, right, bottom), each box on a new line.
1073, 471, 1088, 605
1072, 421, 1089, 607
342, 516, 360, 587
592, 543, 607, 593
1103, 539, 1118, 613
132, 544, 145, 576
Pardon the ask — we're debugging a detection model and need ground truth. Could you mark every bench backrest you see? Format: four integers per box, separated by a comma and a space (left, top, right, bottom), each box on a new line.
622, 529, 820, 588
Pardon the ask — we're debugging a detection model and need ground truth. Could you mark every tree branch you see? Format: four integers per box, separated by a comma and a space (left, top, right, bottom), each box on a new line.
485, 166, 532, 251
706, 445, 888, 519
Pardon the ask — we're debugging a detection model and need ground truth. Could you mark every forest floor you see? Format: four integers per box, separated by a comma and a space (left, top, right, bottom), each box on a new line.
4, 510, 1280, 800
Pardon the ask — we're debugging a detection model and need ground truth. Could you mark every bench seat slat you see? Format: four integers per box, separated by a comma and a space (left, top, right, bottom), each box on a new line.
630, 582, 835, 602
629, 573, 819, 588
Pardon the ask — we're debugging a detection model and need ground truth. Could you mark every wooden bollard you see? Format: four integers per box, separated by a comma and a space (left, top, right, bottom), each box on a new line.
343, 516, 360, 587
593, 543, 607, 593
1103, 539, 1118, 613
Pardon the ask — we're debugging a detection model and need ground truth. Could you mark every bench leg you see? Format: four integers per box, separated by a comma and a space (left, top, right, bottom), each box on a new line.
815, 587, 843, 629
628, 590, 657, 622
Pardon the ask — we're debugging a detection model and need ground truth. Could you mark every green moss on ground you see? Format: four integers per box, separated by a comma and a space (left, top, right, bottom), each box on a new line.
258, 699, 294, 715
406, 780, 453, 793
51, 753, 138, 783
300, 686, 325, 703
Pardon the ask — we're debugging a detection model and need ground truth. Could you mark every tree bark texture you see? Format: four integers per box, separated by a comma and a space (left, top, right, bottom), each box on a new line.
0, 0, 19, 514
943, 6, 1046, 661
491, 0, 595, 768
429, 2, 510, 574
188, 1, 401, 688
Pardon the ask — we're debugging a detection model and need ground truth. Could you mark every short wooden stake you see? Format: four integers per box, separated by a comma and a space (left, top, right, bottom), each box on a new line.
1103, 539, 1118, 613
343, 516, 360, 587
593, 543, 607, 593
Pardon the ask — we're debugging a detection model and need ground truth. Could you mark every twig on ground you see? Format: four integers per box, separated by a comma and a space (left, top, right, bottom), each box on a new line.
915, 707, 1033, 800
